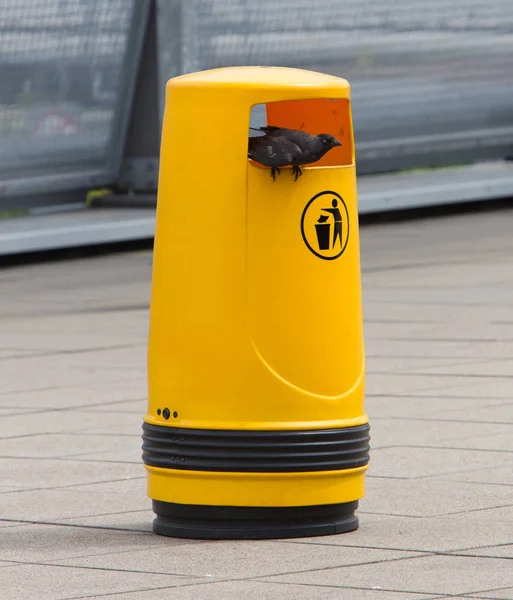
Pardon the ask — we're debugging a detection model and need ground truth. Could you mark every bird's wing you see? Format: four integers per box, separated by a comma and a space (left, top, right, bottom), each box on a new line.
267, 137, 302, 162
248, 135, 301, 166
248, 135, 266, 157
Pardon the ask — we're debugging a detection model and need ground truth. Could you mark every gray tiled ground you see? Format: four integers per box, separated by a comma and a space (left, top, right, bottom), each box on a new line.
1, 208, 513, 598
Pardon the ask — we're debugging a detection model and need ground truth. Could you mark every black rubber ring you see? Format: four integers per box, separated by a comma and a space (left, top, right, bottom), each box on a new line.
142, 422, 370, 473
152, 500, 360, 540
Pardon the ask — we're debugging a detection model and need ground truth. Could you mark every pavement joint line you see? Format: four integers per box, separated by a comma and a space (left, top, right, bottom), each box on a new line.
417, 468, 513, 481
244, 579, 456, 598
59, 582, 217, 600
428, 404, 513, 416
366, 465, 513, 479
0, 423, 144, 441
0, 475, 146, 496
437, 551, 512, 561
43, 556, 449, 600
371, 445, 513, 457
366, 393, 513, 401
0, 455, 141, 465
0, 386, 62, 396
432, 479, 513, 489
0, 305, 150, 321
249, 552, 432, 580
370, 355, 513, 367
53, 458, 141, 465
371, 379, 507, 395
360, 252, 513, 273
64, 450, 141, 460
358, 511, 423, 519
0, 432, 141, 440
365, 319, 444, 324
441, 584, 513, 599
369, 336, 513, 342
283, 540, 513, 559
0, 555, 444, 600
17, 550, 433, 580
398, 446, 513, 456
1, 539, 206, 565
0, 514, 152, 532
428, 501, 513, 518
371, 371, 513, 380
366, 474, 411, 479
0, 454, 140, 462
0, 343, 143, 361
370, 417, 513, 426
0, 411, 42, 417
1, 558, 206, 579
366, 356, 513, 362
69, 409, 142, 415
254, 578, 461, 597
61, 432, 141, 437
0, 398, 145, 416
282, 540, 435, 554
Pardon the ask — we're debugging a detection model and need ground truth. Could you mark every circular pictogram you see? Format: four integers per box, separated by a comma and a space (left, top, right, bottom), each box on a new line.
300, 190, 350, 260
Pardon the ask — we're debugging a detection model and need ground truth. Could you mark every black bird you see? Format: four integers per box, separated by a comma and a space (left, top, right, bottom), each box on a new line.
249, 126, 342, 181
248, 132, 302, 181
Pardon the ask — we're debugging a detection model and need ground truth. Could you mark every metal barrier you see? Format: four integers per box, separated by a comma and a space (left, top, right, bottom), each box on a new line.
0, 0, 149, 209
157, 0, 513, 174
1, 0, 513, 254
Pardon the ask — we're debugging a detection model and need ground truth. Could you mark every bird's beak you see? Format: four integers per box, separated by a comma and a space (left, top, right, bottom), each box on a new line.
333, 140, 342, 147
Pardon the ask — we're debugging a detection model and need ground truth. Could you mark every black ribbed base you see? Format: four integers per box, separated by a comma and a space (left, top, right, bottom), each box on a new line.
152, 500, 359, 540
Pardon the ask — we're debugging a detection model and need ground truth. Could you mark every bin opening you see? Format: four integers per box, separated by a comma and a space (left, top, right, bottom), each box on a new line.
248, 98, 354, 178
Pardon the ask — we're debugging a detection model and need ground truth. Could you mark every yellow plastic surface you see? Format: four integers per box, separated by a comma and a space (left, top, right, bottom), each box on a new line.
145, 66, 367, 507
146, 465, 367, 508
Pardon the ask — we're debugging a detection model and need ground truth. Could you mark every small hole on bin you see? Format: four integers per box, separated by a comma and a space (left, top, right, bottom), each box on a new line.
173, 411, 178, 419
157, 409, 161, 416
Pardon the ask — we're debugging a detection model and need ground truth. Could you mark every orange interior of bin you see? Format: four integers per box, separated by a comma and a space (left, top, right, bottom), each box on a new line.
262, 97, 353, 168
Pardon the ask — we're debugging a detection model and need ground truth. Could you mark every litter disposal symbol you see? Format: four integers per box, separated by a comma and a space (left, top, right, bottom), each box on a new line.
300, 190, 349, 260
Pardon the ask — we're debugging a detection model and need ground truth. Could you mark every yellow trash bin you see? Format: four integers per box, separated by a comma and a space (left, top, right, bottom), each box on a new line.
142, 66, 370, 539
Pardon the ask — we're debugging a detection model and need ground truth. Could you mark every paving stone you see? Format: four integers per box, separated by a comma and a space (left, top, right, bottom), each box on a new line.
368, 446, 513, 479
0, 523, 177, 562
430, 432, 513, 453
262, 555, 513, 596
366, 374, 492, 396
0, 563, 200, 600
55, 542, 417, 580
0, 409, 141, 437
458, 544, 513, 559
87, 580, 435, 599
368, 417, 512, 449
60, 509, 155, 532
2, 210, 513, 598
0, 458, 143, 491
360, 478, 513, 518
435, 466, 513, 487
457, 505, 513, 522
0, 488, 150, 522
0, 385, 146, 410
365, 340, 513, 362
286, 515, 513, 553
365, 394, 499, 420
0, 433, 138, 459
468, 588, 513, 599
